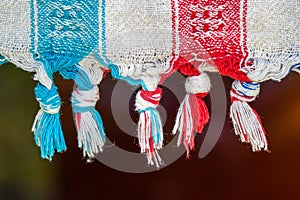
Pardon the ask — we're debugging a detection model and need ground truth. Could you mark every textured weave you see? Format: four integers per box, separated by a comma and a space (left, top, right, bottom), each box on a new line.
0, 1, 31, 54
0, 0, 52, 87
173, 0, 249, 81
244, 0, 300, 82
97, 0, 173, 89
32, 0, 99, 61
0, 0, 299, 165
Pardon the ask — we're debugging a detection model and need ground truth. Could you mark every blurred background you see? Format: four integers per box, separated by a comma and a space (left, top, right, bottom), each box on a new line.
0, 62, 300, 200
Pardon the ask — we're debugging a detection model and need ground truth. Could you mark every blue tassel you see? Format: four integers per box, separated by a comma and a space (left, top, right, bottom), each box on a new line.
32, 83, 66, 160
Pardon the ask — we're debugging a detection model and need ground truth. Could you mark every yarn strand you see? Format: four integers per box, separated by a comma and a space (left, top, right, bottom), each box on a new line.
136, 88, 164, 168
230, 81, 268, 151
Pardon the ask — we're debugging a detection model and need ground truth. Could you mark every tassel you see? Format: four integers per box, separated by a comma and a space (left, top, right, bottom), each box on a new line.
60, 57, 106, 160
32, 83, 66, 160
173, 73, 211, 156
135, 88, 164, 168
72, 86, 106, 160
230, 81, 268, 151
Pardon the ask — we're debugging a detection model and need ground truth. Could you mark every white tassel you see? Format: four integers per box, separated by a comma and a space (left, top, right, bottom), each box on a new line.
75, 112, 105, 159
230, 100, 268, 151
230, 81, 268, 151
173, 95, 194, 147
68, 56, 107, 160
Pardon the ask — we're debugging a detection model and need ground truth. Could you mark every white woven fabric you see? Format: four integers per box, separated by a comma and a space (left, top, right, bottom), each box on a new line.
0, 0, 52, 88
0, 1, 31, 54
101, 0, 173, 90
243, 0, 300, 82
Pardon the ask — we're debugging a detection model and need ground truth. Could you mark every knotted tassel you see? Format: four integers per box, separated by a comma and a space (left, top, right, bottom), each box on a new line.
60, 58, 106, 160
173, 73, 211, 157
72, 85, 105, 160
135, 88, 164, 168
230, 81, 268, 151
32, 83, 66, 160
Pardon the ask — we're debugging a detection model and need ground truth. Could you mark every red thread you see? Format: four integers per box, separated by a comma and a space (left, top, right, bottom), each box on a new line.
190, 93, 209, 134
230, 88, 254, 103
140, 88, 162, 105
76, 113, 81, 129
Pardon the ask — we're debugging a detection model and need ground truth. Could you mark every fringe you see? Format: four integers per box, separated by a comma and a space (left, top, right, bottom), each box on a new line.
173, 93, 209, 156
32, 83, 66, 160
230, 81, 268, 151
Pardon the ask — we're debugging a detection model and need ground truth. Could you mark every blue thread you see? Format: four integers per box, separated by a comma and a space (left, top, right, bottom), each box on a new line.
93, 52, 110, 68
137, 108, 162, 145
235, 82, 260, 97
150, 109, 162, 145
109, 64, 147, 89
0, 55, 7, 65
242, 82, 259, 91
291, 63, 300, 71
60, 65, 93, 90
34, 83, 66, 160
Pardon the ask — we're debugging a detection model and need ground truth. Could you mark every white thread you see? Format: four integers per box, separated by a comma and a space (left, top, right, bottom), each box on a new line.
232, 80, 260, 99
0, 1, 53, 89
73, 58, 106, 159
135, 90, 160, 111
73, 86, 99, 108
230, 101, 268, 151
78, 55, 104, 85
76, 112, 105, 158
185, 73, 211, 94
172, 95, 193, 143
31, 109, 43, 139
3, 53, 53, 89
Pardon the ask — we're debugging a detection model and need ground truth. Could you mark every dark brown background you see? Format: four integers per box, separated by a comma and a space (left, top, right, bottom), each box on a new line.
0, 62, 299, 200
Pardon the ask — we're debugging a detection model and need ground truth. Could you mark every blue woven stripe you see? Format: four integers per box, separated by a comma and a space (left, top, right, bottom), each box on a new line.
30, 0, 99, 61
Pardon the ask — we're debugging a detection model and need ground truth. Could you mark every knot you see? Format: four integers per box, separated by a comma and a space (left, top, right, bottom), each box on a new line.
35, 83, 61, 114
135, 88, 162, 112
231, 80, 260, 102
185, 73, 211, 95
72, 86, 99, 113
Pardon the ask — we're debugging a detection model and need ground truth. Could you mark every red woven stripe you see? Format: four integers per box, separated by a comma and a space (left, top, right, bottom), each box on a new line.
173, 0, 251, 82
